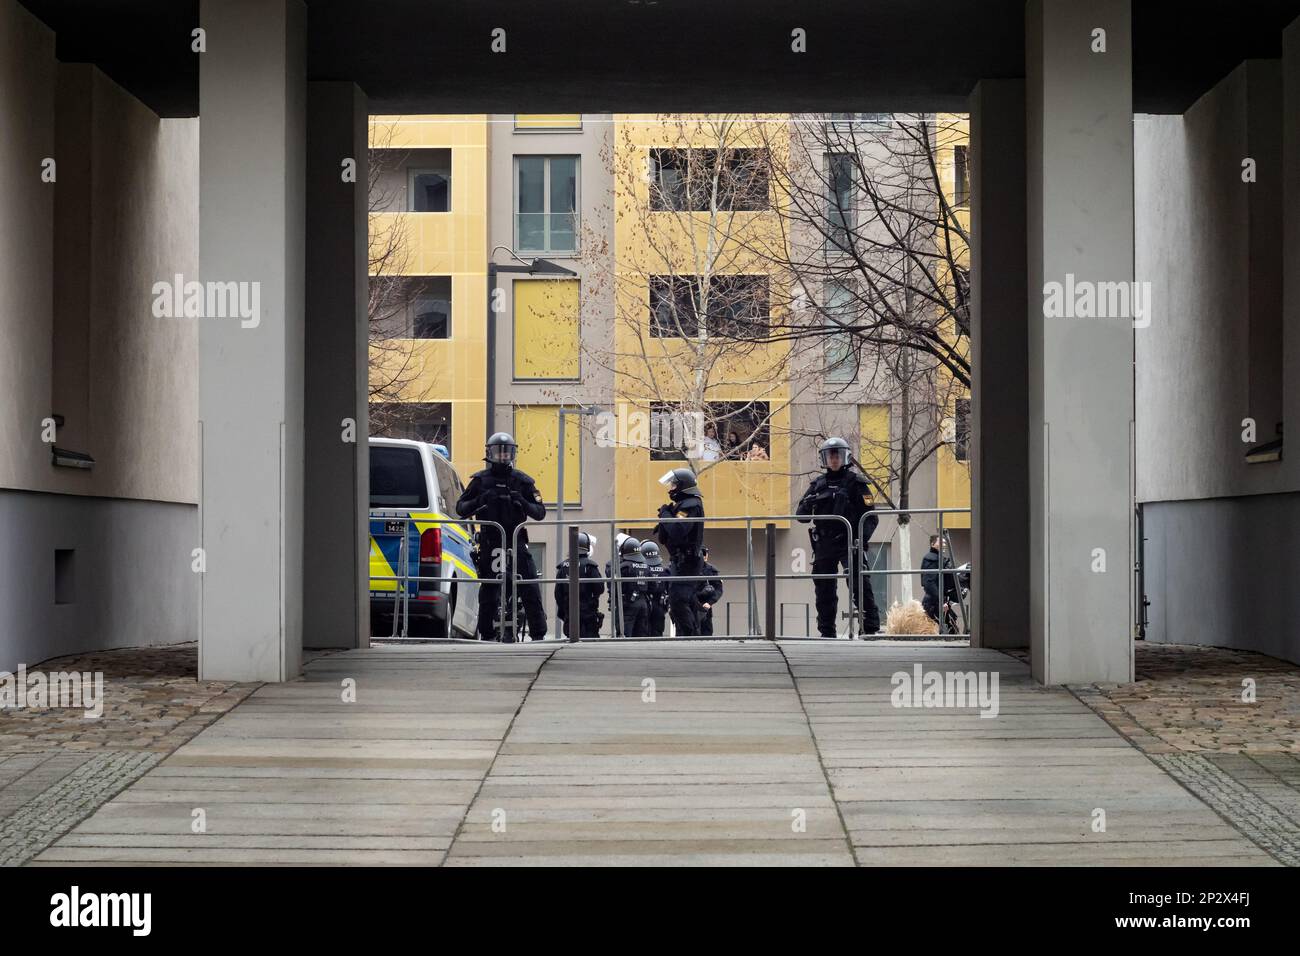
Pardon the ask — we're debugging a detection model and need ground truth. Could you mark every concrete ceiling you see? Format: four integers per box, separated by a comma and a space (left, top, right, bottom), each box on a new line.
18, 0, 1300, 118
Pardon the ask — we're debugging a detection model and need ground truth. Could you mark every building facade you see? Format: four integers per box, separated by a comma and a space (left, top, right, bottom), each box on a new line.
368, 112, 971, 636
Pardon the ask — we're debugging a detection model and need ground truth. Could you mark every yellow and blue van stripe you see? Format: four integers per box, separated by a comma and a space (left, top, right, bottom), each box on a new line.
368, 512, 478, 595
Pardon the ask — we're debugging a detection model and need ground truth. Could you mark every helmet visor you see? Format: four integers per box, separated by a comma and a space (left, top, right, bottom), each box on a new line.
657, 469, 678, 489
487, 442, 516, 465
819, 447, 847, 469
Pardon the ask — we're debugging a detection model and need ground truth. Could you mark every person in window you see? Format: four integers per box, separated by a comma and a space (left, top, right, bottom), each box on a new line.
725, 431, 741, 457
745, 444, 769, 461
698, 423, 721, 461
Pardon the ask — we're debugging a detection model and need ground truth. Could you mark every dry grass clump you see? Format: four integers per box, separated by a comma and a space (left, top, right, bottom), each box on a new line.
884, 599, 938, 636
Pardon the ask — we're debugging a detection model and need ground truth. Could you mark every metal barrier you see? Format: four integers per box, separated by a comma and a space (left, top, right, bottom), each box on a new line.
371, 506, 973, 643
858, 507, 972, 638
511, 514, 854, 641
366, 514, 507, 641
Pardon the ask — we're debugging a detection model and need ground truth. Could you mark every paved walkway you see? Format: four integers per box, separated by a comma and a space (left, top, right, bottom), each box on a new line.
28, 641, 1275, 866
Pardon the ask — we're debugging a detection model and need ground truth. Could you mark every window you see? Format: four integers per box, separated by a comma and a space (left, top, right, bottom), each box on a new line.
513, 279, 580, 380
954, 398, 971, 463
369, 402, 451, 451
516, 155, 579, 253
412, 277, 451, 339
369, 445, 429, 509
650, 401, 770, 462
649, 148, 769, 211
513, 405, 580, 505
649, 275, 769, 339
431, 453, 462, 509
514, 115, 582, 131
953, 145, 969, 207
650, 276, 700, 337
829, 112, 894, 129
408, 151, 451, 212
370, 277, 451, 339
826, 153, 855, 247
823, 282, 856, 383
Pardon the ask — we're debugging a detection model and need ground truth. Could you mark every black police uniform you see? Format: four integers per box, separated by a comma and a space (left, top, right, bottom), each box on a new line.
643, 554, 670, 637
796, 467, 881, 637
696, 561, 724, 636
555, 554, 605, 639
455, 465, 547, 642
921, 546, 961, 627
655, 489, 706, 636
606, 551, 650, 637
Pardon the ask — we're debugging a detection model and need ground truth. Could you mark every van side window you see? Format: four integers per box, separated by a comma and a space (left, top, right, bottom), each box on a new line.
370, 447, 428, 509
432, 454, 461, 509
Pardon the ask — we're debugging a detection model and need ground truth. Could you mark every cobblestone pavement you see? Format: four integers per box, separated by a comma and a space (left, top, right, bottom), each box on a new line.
1, 643, 259, 865
1070, 642, 1300, 866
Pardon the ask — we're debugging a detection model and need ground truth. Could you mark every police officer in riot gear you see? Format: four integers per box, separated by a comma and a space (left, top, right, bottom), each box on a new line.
455, 432, 548, 642
555, 531, 604, 640
696, 546, 724, 636
654, 467, 706, 636
640, 540, 670, 637
607, 534, 650, 637
796, 437, 881, 638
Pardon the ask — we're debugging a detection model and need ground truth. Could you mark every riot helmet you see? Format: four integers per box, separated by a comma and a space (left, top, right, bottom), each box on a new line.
485, 432, 518, 468
658, 466, 699, 498
818, 436, 850, 471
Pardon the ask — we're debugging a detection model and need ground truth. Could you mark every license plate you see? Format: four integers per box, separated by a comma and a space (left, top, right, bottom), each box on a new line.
384, 520, 406, 534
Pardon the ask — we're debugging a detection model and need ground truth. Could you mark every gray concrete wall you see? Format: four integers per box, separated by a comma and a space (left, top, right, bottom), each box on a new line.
0, 491, 197, 671
1132, 20, 1300, 665
1141, 494, 1300, 663
0, 0, 200, 672
1135, 63, 1294, 503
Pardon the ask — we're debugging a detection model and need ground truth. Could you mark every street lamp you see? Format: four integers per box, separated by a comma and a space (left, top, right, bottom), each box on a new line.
485, 247, 578, 439
556, 403, 603, 545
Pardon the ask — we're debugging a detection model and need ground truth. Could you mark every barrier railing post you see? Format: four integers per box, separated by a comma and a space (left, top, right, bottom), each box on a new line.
567, 525, 580, 643
765, 522, 777, 640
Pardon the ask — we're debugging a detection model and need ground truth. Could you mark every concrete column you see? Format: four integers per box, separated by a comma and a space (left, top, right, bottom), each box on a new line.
199, 0, 306, 680
1026, 0, 1135, 683
304, 82, 370, 649
968, 79, 1029, 650
1283, 17, 1300, 479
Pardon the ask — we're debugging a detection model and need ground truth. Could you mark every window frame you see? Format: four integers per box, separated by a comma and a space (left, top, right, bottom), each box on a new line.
406, 159, 452, 213
510, 404, 583, 507
511, 277, 582, 383
410, 276, 452, 340
513, 154, 581, 255
825, 152, 856, 249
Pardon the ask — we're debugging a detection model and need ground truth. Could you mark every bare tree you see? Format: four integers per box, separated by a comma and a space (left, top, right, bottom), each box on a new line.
367, 121, 435, 437
579, 115, 803, 477
748, 112, 970, 599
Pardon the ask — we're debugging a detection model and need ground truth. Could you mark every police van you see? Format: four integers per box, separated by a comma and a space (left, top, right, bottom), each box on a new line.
369, 438, 479, 638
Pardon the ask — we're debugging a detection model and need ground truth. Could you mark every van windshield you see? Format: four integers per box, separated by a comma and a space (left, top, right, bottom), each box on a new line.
369, 446, 428, 509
